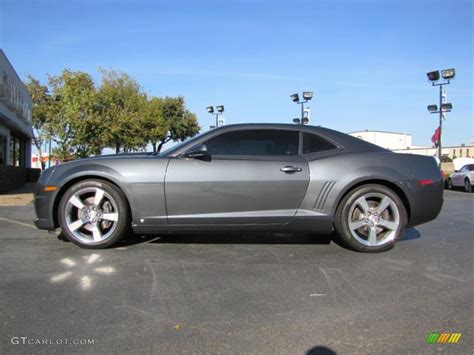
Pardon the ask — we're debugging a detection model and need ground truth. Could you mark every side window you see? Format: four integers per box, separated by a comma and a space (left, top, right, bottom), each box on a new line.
302, 132, 337, 154
468, 165, 474, 172
205, 129, 299, 156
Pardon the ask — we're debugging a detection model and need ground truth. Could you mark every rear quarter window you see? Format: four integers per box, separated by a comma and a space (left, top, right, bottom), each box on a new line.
302, 132, 337, 154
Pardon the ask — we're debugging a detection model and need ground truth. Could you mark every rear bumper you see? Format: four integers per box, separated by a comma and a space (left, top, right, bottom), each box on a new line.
406, 182, 444, 228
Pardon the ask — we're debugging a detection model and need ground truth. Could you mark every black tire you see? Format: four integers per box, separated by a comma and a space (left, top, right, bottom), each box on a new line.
58, 179, 130, 249
447, 178, 453, 190
335, 184, 407, 253
464, 179, 472, 193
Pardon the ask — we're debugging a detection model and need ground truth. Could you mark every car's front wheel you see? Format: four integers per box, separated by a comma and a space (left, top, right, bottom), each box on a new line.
446, 178, 453, 190
58, 179, 129, 249
464, 178, 472, 193
335, 184, 407, 252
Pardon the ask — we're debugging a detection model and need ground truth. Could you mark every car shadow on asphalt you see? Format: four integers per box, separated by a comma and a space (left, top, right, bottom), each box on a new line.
399, 227, 421, 242
57, 228, 420, 248
56, 231, 333, 246
124, 232, 334, 246
306, 346, 337, 355
130, 227, 420, 246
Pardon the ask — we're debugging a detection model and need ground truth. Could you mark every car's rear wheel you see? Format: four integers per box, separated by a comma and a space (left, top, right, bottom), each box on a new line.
58, 179, 129, 249
464, 178, 472, 193
335, 184, 407, 252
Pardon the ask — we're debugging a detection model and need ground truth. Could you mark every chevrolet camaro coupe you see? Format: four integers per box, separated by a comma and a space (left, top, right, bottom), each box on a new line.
34, 124, 443, 252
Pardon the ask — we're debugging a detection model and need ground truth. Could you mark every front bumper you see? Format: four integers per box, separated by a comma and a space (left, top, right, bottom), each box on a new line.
33, 167, 58, 231
33, 217, 56, 230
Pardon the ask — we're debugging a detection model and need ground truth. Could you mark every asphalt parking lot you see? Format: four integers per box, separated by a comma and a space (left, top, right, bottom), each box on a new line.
1, 190, 472, 354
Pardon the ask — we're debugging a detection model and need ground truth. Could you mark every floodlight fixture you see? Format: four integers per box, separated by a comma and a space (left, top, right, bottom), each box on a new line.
290, 93, 299, 102
426, 71, 440, 82
207, 104, 225, 128
427, 104, 438, 113
441, 103, 452, 111
293, 118, 301, 124
303, 92, 313, 100
441, 68, 455, 80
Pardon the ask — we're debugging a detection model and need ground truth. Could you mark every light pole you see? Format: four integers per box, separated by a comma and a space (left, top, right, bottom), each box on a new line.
290, 92, 313, 124
206, 105, 225, 128
426, 68, 455, 167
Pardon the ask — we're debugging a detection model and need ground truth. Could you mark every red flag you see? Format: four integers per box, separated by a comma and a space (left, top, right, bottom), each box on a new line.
431, 127, 441, 147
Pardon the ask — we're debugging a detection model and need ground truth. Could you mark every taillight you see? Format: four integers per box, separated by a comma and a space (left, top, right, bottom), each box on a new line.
418, 179, 434, 186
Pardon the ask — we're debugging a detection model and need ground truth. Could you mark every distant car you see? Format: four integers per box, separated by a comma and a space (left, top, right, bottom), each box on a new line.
440, 169, 447, 188
446, 164, 474, 192
34, 124, 443, 252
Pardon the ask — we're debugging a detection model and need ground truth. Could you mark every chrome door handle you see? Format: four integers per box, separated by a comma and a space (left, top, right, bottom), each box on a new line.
280, 166, 302, 173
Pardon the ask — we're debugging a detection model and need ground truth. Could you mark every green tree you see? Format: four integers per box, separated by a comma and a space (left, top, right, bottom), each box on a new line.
25, 76, 52, 169
141, 96, 167, 153
47, 69, 101, 159
155, 96, 200, 152
96, 69, 146, 153
26, 68, 199, 160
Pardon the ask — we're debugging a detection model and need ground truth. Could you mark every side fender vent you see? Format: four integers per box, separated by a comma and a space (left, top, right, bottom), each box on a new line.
313, 181, 336, 211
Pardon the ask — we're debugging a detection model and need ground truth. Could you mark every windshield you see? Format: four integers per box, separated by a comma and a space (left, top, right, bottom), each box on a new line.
159, 130, 210, 156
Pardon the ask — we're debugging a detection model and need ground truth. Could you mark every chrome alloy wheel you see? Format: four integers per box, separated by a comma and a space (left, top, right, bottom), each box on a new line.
64, 187, 119, 244
347, 192, 400, 247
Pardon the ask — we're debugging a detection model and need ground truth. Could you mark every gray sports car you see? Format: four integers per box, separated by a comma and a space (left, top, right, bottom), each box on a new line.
34, 123, 443, 252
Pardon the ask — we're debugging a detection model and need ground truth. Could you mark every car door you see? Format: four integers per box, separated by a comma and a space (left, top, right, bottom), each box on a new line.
468, 165, 474, 183
453, 166, 467, 186
164, 128, 310, 226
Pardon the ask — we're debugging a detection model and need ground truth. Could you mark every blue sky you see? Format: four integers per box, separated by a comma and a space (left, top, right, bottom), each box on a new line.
1, 0, 472, 147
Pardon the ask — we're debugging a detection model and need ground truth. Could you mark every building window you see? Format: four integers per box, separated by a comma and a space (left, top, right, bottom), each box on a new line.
8, 134, 26, 167
9, 136, 17, 166
0, 135, 6, 165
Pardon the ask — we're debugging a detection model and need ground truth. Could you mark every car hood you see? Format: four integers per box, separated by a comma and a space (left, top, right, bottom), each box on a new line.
60, 152, 156, 165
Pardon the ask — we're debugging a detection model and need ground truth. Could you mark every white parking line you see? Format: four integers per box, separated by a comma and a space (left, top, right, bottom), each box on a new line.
0, 217, 36, 229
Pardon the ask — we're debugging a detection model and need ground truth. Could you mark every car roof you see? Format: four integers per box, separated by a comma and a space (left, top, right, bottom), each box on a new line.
163, 123, 387, 157
212, 123, 349, 140
216, 123, 326, 131
212, 123, 387, 152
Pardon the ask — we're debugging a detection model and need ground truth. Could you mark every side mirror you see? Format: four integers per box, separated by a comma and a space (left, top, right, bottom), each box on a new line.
454, 170, 459, 173
184, 144, 211, 161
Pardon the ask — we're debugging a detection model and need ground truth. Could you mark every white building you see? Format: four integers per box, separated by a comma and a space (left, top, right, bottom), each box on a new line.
348, 130, 422, 150
349, 129, 473, 159
393, 145, 473, 159
31, 152, 59, 169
